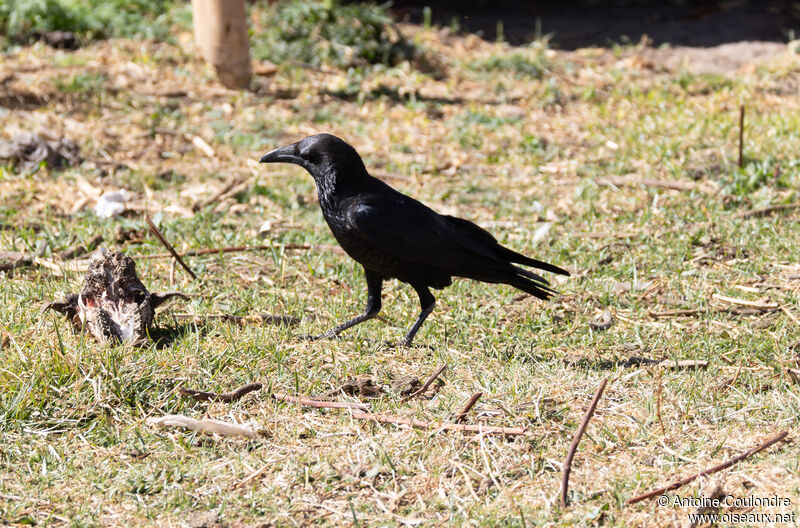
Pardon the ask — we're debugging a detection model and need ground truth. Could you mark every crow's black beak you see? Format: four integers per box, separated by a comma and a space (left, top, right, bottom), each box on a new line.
259, 143, 299, 164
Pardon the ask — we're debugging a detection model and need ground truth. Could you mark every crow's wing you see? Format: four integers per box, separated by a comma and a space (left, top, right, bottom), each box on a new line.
347, 196, 523, 274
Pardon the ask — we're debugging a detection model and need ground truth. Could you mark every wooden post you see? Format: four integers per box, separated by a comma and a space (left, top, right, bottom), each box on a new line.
191, 0, 251, 89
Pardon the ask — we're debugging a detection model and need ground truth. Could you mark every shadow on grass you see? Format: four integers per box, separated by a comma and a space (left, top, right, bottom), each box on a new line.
149, 323, 207, 349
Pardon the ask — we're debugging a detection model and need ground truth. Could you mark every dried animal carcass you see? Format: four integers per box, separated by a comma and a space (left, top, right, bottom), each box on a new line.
44, 249, 188, 343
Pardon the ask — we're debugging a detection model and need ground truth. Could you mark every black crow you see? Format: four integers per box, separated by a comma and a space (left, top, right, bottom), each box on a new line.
259, 134, 569, 346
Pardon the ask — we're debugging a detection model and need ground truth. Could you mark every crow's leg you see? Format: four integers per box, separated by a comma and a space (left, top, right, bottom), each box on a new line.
400, 285, 435, 347
311, 269, 383, 340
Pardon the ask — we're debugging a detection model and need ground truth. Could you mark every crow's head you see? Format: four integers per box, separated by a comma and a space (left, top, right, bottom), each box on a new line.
259, 134, 365, 177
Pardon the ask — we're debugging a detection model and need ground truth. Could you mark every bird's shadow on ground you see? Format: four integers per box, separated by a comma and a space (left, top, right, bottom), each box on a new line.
293, 334, 436, 352
149, 323, 209, 349
499, 344, 663, 372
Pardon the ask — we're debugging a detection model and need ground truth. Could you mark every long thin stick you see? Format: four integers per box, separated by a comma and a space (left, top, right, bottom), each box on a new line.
406, 364, 447, 400
626, 431, 789, 505
144, 215, 197, 280
134, 243, 344, 260
454, 392, 483, 423
560, 378, 609, 508
351, 411, 526, 436
738, 104, 745, 168
649, 309, 700, 318
272, 393, 369, 412
233, 464, 271, 489
179, 382, 263, 403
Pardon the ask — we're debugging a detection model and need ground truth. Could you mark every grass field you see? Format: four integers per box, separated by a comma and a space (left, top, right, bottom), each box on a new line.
1, 10, 800, 527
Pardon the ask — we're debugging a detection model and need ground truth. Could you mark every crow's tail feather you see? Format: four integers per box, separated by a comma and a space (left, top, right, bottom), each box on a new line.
506, 266, 558, 300
499, 246, 570, 276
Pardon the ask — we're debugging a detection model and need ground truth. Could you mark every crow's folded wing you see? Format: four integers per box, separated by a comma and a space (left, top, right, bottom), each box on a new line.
347, 198, 514, 273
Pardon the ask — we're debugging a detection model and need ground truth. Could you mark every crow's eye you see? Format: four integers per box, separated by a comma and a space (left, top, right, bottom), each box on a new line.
131, 290, 147, 304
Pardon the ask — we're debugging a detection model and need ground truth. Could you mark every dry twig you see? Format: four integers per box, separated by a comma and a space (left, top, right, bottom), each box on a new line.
560, 377, 609, 508
454, 392, 483, 423
179, 382, 263, 403
626, 431, 789, 505
272, 393, 369, 412
144, 215, 197, 280
649, 309, 700, 318
406, 364, 447, 400
351, 411, 526, 436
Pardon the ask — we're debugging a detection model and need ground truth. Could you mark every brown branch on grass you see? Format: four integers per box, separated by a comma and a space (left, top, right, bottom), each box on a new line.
351, 411, 526, 436
626, 431, 789, 505
736, 202, 800, 219
454, 392, 483, 423
144, 215, 197, 280
649, 309, 700, 318
405, 364, 447, 400
179, 382, 263, 403
272, 393, 369, 412
560, 377, 609, 508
